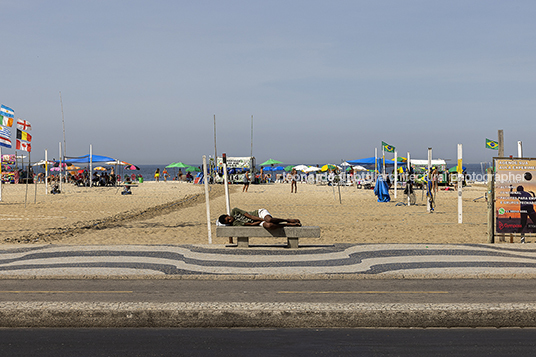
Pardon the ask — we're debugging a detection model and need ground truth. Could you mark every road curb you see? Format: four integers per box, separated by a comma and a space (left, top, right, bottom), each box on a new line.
2, 302, 536, 328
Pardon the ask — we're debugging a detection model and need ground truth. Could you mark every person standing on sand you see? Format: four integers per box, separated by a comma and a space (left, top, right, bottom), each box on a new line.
242, 171, 250, 192
163, 168, 168, 182
154, 168, 160, 182
290, 168, 297, 193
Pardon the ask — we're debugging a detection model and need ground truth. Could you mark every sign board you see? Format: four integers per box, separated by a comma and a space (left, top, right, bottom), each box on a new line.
216, 156, 254, 169
494, 158, 536, 234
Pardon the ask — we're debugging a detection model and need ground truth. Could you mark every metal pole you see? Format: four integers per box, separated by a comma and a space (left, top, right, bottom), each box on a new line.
222, 153, 230, 215
250, 115, 253, 159
518, 141, 523, 158
487, 167, 495, 243
203, 155, 212, 244
498, 130, 504, 157
24, 152, 30, 208
457, 144, 463, 224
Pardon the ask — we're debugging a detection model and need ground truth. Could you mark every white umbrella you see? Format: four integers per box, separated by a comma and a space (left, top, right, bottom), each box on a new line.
304, 166, 322, 173
293, 165, 309, 171
353, 165, 368, 171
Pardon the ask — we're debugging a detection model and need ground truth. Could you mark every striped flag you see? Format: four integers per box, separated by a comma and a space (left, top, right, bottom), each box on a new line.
485, 138, 499, 150
16, 118, 31, 131
1, 115, 13, 127
16, 139, 31, 152
0, 105, 14, 118
16, 129, 32, 142
0, 136, 11, 148
382, 141, 395, 153
0, 126, 12, 148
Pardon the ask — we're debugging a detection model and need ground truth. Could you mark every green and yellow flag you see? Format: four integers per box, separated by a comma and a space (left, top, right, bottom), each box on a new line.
485, 138, 498, 150
382, 141, 395, 153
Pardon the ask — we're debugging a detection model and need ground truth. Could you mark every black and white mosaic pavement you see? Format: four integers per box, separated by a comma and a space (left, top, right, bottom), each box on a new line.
1, 244, 536, 277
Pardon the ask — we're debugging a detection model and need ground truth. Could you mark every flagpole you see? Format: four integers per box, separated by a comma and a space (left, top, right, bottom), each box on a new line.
89, 144, 93, 188
25, 152, 30, 208
382, 146, 385, 175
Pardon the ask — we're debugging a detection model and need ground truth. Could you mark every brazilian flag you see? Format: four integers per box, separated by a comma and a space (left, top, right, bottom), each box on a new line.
485, 138, 499, 150
382, 141, 395, 153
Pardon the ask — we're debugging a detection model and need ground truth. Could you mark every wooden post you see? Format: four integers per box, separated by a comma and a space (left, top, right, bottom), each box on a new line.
498, 130, 504, 158
487, 167, 494, 243
203, 155, 212, 244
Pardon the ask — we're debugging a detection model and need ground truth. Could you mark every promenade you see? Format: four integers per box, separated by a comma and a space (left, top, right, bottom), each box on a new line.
1, 243, 536, 328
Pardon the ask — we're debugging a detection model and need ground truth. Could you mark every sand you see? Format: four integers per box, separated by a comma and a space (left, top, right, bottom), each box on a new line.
0, 180, 493, 245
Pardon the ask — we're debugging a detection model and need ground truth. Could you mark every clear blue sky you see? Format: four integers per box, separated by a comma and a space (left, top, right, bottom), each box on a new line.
1, 0, 535, 165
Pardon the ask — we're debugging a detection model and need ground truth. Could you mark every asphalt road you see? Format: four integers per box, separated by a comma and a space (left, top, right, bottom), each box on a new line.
1, 328, 536, 356
1, 278, 535, 304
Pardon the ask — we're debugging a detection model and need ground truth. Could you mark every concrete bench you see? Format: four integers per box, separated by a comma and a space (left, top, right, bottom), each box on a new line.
216, 226, 321, 248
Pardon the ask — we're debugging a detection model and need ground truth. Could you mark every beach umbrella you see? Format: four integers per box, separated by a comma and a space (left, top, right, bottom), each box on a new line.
448, 166, 466, 173
186, 166, 200, 172
260, 158, 283, 166
125, 165, 140, 170
272, 166, 285, 171
166, 162, 190, 168
352, 165, 368, 171
284, 165, 294, 172
304, 166, 322, 173
293, 165, 309, 171
321, 164, 338, 172
94, 166, 107, 171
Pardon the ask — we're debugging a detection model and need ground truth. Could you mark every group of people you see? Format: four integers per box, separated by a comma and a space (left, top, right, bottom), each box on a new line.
154, 168, 195, 182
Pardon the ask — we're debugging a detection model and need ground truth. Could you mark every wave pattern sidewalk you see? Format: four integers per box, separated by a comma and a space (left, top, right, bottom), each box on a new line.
1, 244, 536, 278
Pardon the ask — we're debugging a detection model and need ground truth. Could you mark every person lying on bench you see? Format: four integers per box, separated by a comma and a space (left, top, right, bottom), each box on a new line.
219, 208, 301, 229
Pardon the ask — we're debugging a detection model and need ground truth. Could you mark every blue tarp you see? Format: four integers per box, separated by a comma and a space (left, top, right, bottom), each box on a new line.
64, 154, 116, 164
374, 176, 391, 202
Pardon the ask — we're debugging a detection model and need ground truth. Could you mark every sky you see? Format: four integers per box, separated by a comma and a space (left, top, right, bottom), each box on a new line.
1, 0, 535, 165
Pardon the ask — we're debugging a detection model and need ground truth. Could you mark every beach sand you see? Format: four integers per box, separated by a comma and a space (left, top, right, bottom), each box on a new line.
0, 181, 493, 245
0, 182, 494, 245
